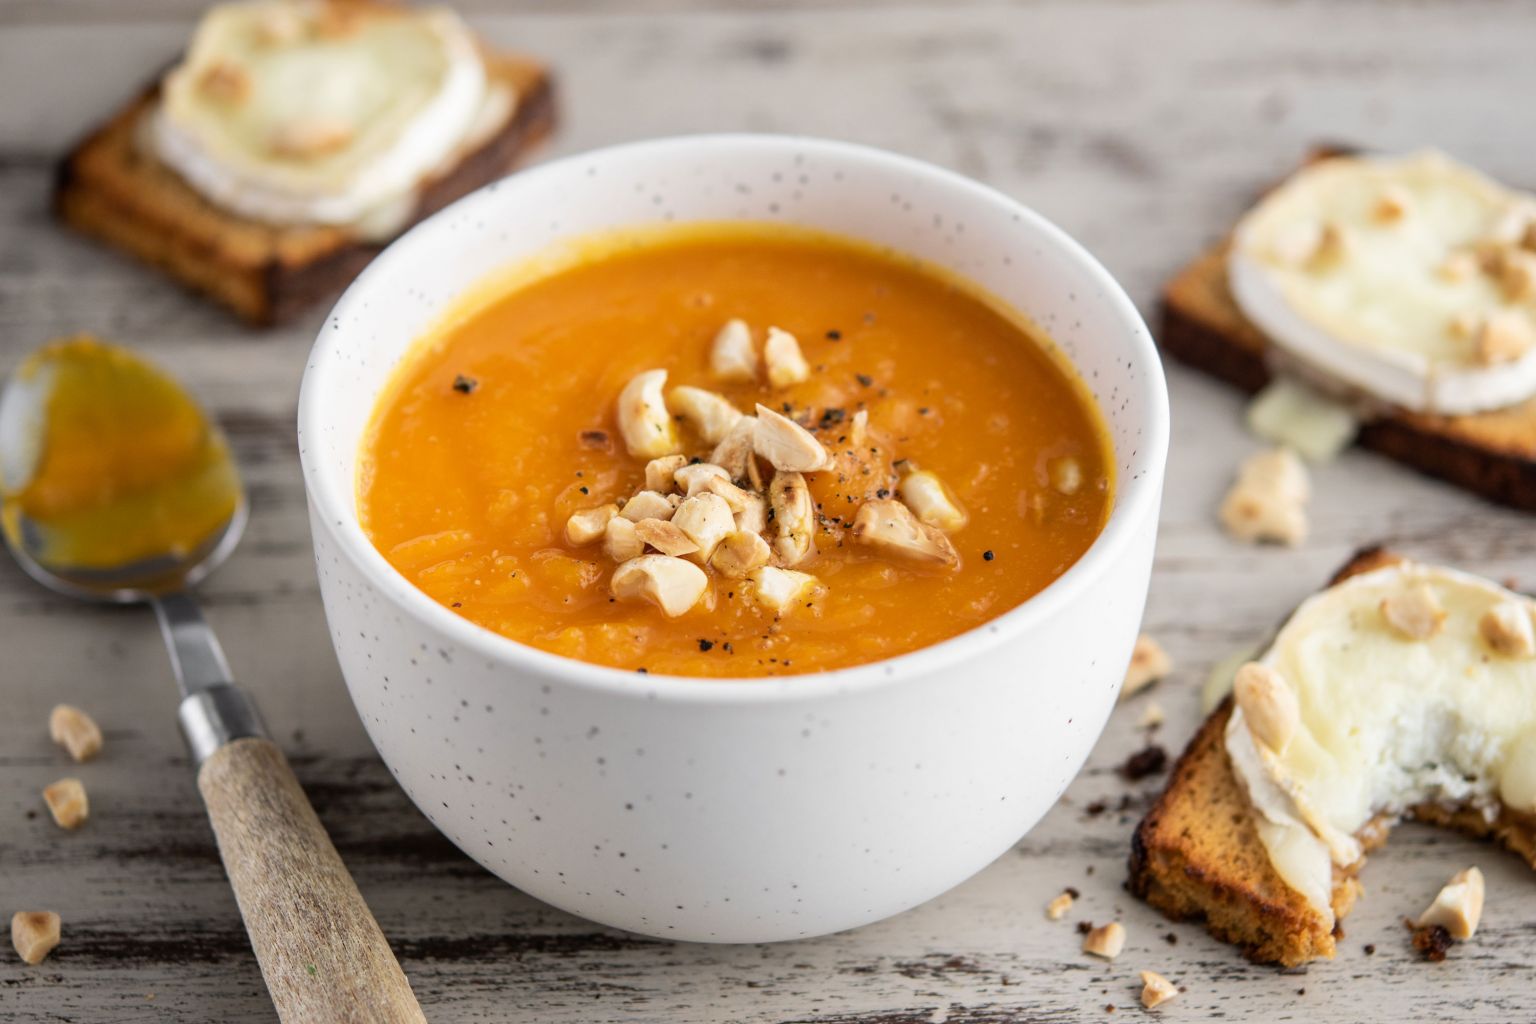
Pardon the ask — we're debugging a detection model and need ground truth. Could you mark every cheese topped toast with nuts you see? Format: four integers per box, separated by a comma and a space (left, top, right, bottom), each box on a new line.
1130, 548, 1536, 966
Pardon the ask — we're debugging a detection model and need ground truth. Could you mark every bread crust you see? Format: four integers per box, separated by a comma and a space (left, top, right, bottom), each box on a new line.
53, 48, 555, 324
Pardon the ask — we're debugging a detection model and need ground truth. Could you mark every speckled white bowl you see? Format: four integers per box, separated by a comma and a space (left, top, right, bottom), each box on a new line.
298, 134, 1167, 942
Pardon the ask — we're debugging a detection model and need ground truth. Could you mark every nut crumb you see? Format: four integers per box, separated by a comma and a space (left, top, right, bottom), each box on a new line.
1082, 921, 1126, 959
1380, 580, 1447, 641
1233, 661, 1300, 754
1480, 600, 1536, 658
1137, 702, 1165, 729
1474, 310, 1534, 366
10, 911, 60, 965
49, 705, 102, 762
43, 778, 88, 830
1219, 447, 1309, 546
1120, 634, 1172, 701
1415, 866, 1484, 940
1046, 890, 1075, 921
1140, 970, 1178, 1009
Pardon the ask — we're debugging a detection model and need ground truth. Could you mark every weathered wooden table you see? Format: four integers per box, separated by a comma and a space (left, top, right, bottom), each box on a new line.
4, 1, 1535, 1020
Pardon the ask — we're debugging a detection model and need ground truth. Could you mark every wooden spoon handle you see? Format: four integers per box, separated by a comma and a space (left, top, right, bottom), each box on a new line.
198, 737, 427, 1024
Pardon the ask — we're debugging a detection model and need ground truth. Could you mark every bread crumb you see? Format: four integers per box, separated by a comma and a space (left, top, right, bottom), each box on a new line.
1140, 969, 1178, 1009
10, 911, 60, 965
43, 777, 88, 830
1120, 634, 1172, 701
1082, 921, 1126, 959
49, 704, 102, 762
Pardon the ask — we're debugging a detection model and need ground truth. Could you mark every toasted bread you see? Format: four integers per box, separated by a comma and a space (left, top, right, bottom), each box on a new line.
1129, 547, 1536, 966
1160, 164, 1536, 512
53, 49, 555, 325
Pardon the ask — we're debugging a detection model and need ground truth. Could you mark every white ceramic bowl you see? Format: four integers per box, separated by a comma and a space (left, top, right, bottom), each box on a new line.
298, 134, 1167, 943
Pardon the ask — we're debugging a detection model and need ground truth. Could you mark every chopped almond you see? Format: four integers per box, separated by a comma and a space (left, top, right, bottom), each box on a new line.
603, 517, 644, 562
673, 463, 731, 497
1048, 456, 1083, 496
768, 471, 815, 567
852, 499, 960, 569
670, 494, 735, 563
710, 319, 758, 381
270, 116, 353, 159
1374, 185, 1412, 224
1140, 970, 1178, 1009
11, 911, 60, 966
1218, 447, 1309, 546
1501, 251, 1536, 301
1474, 310, 1534, 366
710, 416, 758, 482
1045, 890, 1075, 921
764, 327, 811, 387
616, 369, 681, 458
1380, 580, 1447, 641
702, 475, 753, 514
1082, 921, 1126, 959
610, 555, 708, 617
898, 469, 967, 532
197, 61, 250, 103
1448, 310, 1480, 340
43, 777, 88, 830
1120, 634, 1172, 702
749, 566, 820, 613
619, 490, 676, 523
1416, 866, 1484, 940
49, 704, 102, 763
565, 505, 618, 546
733, 492, 768, 534
753, 404, 832, 473
710, 531, 772, 578
1480, 600, 1536, 658
669, 386, 744, 445
633, 519, 700, 558
1437, 251, 1478, 284
1138, 702, 1166, 729
644, 455, 689, 493
1308, 222, 1351, 270
1233, 662, 1299, 754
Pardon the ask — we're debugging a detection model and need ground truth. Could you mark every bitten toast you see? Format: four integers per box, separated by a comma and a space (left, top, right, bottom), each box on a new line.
1160, 166, 1536, 512
54, 50, 555, 325
1129, 547, 1536, 966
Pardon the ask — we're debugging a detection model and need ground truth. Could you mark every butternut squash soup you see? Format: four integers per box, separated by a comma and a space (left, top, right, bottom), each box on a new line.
360, 224, 1112, 677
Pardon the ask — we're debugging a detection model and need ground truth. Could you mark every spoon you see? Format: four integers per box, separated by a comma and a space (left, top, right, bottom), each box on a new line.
0, 336, 425, 1024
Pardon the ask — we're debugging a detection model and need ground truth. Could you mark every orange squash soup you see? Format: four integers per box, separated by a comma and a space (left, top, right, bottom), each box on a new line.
360, 224, 1112, 677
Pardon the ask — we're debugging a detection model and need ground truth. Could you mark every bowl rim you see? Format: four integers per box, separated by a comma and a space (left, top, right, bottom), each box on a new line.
298, 132, 1168, 704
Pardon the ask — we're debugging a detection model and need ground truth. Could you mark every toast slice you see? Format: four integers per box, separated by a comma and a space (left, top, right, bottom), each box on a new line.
1129, 547, 1536, 966
54, 49, 555, 325
1160, 168, 1536, 511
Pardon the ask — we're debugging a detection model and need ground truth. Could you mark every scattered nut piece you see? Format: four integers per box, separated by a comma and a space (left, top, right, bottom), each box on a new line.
1480, 599, 1536, 657
48, 704, 102, 763
603, 517, 643, 562
1233, 662, 1299, 754
1490, 201, 1536, 245
1045, 890, 1075, 921
710, 531, 772, 578
11, 911, 60, 966
670, 493, 736, 563
565, 505, 618, 546
1437, 251, 1478, 284
669, 386, 744, 445
1374, 185, 1412, 224
1138, 702, 1166, 729
1120, 634, 1172, 702
847, 408, 870, 447
749, 565, 821, 613
644, 455, 689, 493
1501, 251, 1536, 301
710, 319, 758, 381
1140, 970, 1178, 1010
616, 369, 682, 458
610, 555, 708, 617
1082, 922, 1126, 959
1416, 866, 1485, 940
620, 490, 676, 523
1048, 456, 1083, 496
733, 492, 768, 535
710, 416, 759, 482
43, 778, 88, 830
753, 404, 832, 473
671, 463, 729, 498
270, 116, 353, 159
1308, 222, 1351, 270
768, 471, 815, 567
196, 61, 250, 103
898, 470, 967, 532
1474, 310, 1534, 366
851, 499, 960, 569
1218, 447, 1310, 546
763, 327, 811, 387
703, 475, 753, 513
1448, 310, 1481, 341
633, 519, 700, 558
1380, 580, 1447, 641
1270, 221, 1325, 266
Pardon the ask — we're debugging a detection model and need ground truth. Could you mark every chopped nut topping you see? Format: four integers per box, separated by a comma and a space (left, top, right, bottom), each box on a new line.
709, 318, 758, 381
768, 471, 815, 567
49, 704, 102, 763
610, 555, 708, 617
670, 493, 735, 563
603, 517, 644, 562
11, 911, 60, 966
197, 61, 250, 103
1233, 661, 1299, 754
270, 116, 354, 159
1049, 456, 1083, 496
749, 565, 820, 613
644, 455, 689, 493
43, 777, 88, 830
764, 327, 811, 387
1474, 310, 1534, 366
1437, 251, 1478, 284
1416, 866, 1484, 940
710, 531, 772, 578
669, 386, 744, 445
1121, 634, 1172, 702
1308, 222, 1351, 270
898, 469, 967, 532
1374, 185, 1412, 224
633, 519, 700, 558
1380, 580, 1447, 641
710, 416, 759, 481
1082, 921, 1126, 959
733, 492, 768, 534
253, 5, 305, 44
1490, 201, 1536, 245
617, 369, 682, 458
1138, 702, 1166, 729
753, 404, 833, 473
1480, 599, 1536, 657
1045, 890, 1075, 920
1448, 310, 1480, 340
565, 505, 618, 546
674, 463, 731, 497
848, 408, 870, 447
619, 490, 676, 523
1501, 251, 1536, 301
1270, 222, 1325, 267
704, 474, 754, 513
851, 499, 960, 569
1139, 970, 1178, 1009
1218, 446, 1310, 546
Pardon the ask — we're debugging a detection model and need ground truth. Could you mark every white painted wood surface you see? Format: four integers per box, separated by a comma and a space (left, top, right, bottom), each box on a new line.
3, 2, 1536, 1020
